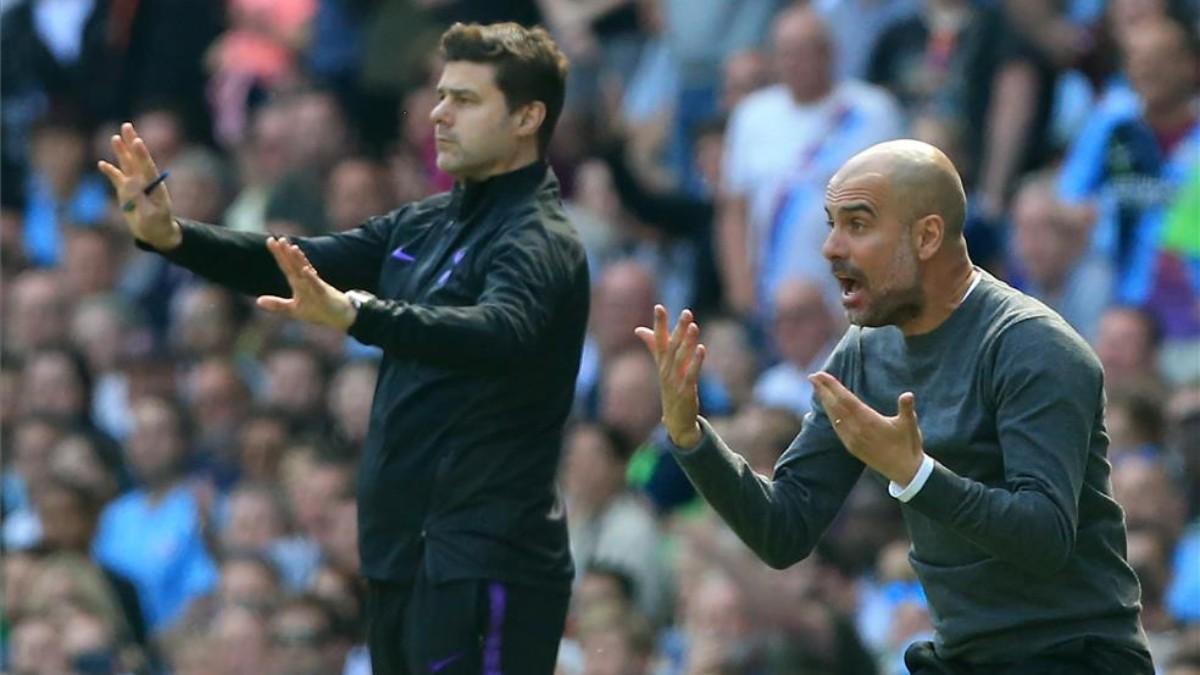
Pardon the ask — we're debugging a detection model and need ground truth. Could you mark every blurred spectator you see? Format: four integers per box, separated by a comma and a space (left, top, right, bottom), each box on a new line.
1008, 171, 1113, 342
325, 156, 395, 232
1126, 527, 1182, 665
69, 298, 143, 434
600, 349, 663, 449
132, 104, 188, 170
0, 1, 118, 166
1096, 305, 1164, 390
946, 2, 1063, 237
33, 474, 147, 646
236, 407, 292, 486
262, 342, 330, 430
698, 318, 759, 411
602, 117, 726, 316
22, 346, 93, 425
92, 396, 219, 633
19, 114, 112, 264
62, 225, 120, 298
754, 277, 841, 416
3, 414, 69, 547
8, 614, 70, 675
226, 102, 294, 234
724, 405, 802, 479
720, 50, 771, 115
209, 604, 273, 675
1059, 17, 1200, 340
1107, 383, 1167, 463
577, 605, 656, 675
6, 268, 69, 358
578, 259, 658, 413
327, 358, 379, 448
269, 593, 353, 675
49, 429, 122, 503
167, 146, 234, 224
184, 356, 253, 473
656, 0, 778, 192
24, 552, 146, 670
562, 421, 668, 621
169, 284, 242, 362
816, 0, 919, 82
208, 0, 318, 147
217, 552, 283, 613
1113, 454, 1188, 541
866, 0, 971, 116
718, 5, 902, 316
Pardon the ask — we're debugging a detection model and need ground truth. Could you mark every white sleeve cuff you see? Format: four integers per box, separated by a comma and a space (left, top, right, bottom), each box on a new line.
889, 454, 935, 503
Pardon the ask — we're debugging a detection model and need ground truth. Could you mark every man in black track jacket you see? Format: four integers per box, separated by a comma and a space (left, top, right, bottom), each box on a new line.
99, 22, 587, 675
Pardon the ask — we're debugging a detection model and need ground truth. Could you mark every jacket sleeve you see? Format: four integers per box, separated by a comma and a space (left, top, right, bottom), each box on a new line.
670, 341, 865, 569
347, 221, 582, 371
905, 317, 1099, 577
138, 215, 394, 297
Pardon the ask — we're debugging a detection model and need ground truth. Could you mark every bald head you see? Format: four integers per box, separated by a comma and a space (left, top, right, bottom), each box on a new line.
831, 140, 966, 237
822, 140, 972, 331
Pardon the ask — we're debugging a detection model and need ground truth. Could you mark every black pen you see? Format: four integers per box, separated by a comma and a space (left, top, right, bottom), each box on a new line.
122, 171, 170, 212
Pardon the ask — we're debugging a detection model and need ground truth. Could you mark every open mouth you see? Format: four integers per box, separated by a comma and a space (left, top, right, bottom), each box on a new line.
837, 276, 865, 306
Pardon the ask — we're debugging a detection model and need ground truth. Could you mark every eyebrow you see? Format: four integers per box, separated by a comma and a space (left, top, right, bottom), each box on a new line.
436, 86, 477, 99
827, 202, 877, 218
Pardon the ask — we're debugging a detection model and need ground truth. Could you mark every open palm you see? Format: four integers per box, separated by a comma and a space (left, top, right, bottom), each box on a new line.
97, 123, 179, 249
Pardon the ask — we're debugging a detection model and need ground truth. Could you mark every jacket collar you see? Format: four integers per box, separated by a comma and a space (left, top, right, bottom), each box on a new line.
452, 160, 550, 220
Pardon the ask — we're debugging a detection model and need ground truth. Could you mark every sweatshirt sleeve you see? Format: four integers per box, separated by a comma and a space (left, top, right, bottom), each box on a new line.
906, 317, 1101, 576
670, 340, 866, 569
347, 220, 583, 371
137, 215, 394, 297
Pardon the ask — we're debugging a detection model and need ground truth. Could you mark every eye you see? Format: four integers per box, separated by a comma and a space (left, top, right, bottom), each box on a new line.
850, 219, 867, 232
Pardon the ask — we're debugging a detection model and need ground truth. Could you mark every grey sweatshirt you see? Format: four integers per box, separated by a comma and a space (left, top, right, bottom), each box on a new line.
672, 272, 1147, 663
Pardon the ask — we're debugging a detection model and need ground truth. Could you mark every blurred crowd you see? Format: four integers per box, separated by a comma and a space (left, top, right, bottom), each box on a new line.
2, 0, 1199, 674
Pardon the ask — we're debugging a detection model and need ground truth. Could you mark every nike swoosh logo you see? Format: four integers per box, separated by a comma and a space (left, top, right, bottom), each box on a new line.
429, 652, 463, 672
391, 246, 415, 262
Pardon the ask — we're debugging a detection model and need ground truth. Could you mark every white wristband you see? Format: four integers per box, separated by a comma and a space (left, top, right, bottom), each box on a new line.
889, 454, 935, 503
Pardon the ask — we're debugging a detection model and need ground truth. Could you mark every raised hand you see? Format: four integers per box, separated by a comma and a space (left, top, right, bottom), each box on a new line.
256, 237, 357, 330
97, 122, 181, 250
808, 372, 925, 486
635, 305, 707, 449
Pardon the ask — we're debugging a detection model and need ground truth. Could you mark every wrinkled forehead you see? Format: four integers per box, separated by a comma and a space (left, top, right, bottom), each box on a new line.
824, 169, 892, 216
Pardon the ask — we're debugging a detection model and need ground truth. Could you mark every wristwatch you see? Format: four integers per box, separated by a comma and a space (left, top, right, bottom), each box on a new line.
346, 290, 373, 312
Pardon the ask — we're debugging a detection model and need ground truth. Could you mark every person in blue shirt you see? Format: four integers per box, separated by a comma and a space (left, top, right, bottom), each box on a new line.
1058, 17, 1200, 340
23, 117, 109, 267
93, 395, 218, 633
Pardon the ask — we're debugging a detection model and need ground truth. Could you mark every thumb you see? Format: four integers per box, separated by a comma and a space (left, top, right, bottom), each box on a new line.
898, 392, 918, 424
257, 295, 294, 314
634, 327, 658, 359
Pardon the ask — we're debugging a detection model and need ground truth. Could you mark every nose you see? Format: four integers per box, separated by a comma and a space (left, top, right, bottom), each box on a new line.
821, 227, 845, 262
430, 98, 451, 128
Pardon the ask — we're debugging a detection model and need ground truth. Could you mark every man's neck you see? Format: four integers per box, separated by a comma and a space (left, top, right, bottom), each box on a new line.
467, 146, 541, 183
900, 253, 976, 336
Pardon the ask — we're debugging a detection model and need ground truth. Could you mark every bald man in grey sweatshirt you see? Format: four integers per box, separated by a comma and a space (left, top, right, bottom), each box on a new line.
637, 140, 1152, 675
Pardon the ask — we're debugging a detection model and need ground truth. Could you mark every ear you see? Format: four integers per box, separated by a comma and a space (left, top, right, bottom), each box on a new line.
912, 214, 944, 261
514, 101, 546, 141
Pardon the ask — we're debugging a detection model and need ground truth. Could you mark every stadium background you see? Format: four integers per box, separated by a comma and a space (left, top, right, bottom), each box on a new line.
1, 0, 1198, 673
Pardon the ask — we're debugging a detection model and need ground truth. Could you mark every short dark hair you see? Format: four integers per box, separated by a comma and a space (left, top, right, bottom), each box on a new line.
440, 22, 569, 156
